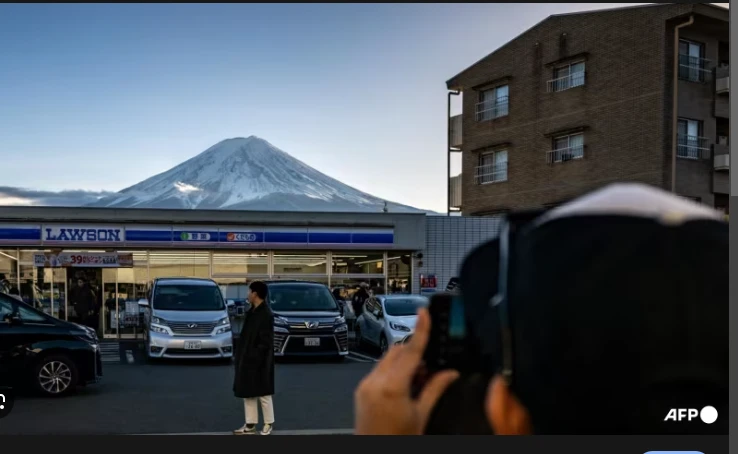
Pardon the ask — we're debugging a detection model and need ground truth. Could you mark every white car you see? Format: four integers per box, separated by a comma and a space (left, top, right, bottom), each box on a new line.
354, 294, 428, 355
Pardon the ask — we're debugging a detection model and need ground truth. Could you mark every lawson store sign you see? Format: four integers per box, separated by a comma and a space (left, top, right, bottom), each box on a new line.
0, 223, 394, 248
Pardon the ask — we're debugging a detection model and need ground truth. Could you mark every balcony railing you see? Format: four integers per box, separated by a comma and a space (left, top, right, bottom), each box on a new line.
677, 134, 710, 160
449, 115, 462, 148
547, 71, 586, 92
546, 145, 585, 164
678, 54, 711, 83
475, 163, 508, 184
475, 97, 509, 122
449, 174, 462, 208
716, 65, 729, 94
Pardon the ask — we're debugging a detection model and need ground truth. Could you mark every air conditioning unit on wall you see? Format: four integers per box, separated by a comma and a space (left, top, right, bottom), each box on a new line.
718, 136, 729, 145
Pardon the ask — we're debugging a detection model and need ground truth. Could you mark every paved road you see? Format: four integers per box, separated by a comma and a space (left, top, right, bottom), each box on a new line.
0, 358, 374, 435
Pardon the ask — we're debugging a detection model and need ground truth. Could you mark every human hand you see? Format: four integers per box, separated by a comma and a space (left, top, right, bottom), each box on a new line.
354, 308, 460, 435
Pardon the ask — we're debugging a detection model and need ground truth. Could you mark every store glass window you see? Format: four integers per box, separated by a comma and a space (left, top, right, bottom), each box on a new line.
272, 251, 327, 275
387, 253, 412, 294
331, 251, 384, 275
0, 249, 19, 294
212, 252, 268, 276
148, 251, 209, 279
18, 250, 39, 307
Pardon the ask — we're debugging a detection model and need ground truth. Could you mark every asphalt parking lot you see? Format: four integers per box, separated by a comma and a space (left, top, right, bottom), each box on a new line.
0, 357, 374, 435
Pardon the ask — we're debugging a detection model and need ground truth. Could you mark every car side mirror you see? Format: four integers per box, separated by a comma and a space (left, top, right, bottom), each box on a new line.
138, 299, 149, 307
226, 299, 235, 307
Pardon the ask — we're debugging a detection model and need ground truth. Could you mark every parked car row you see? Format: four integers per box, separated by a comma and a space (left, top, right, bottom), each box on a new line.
0, 277, 427, 399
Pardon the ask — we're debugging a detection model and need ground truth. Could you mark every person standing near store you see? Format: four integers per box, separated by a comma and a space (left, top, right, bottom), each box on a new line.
233, 281, 275, 435
352, 282, 370, 318
69, 277, 95, 326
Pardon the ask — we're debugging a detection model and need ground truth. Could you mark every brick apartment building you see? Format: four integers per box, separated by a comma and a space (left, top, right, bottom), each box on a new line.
446, 3, 729, 216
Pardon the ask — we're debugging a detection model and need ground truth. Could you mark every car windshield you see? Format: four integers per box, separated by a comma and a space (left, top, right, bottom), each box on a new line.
153, 284, 225, 311
383, 297, 428, 316
268, 284, 338, 312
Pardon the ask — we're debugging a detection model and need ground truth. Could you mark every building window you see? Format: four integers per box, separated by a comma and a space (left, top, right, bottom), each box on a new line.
677, 118, 707, 159
332, 252, 384, 275
212, 252, 268, 276
148, 251, 210, 279
475, 149, 508, 184
548, 133, 584, 164
272, 251, 327, 275
678, 39, 708, 83
548, 61, 586, 92
476, 85, 509, 121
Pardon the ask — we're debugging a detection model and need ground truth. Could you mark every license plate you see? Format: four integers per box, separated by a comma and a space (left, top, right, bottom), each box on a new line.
304, 338, 320, 347
184, 341, 202, 350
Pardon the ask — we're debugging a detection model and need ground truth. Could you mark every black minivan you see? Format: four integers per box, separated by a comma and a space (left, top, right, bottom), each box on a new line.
265, 280, 349, 360
0, 292, 102, 397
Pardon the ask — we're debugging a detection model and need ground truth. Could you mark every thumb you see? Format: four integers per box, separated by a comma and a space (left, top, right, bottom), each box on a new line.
415, 370, 460, 430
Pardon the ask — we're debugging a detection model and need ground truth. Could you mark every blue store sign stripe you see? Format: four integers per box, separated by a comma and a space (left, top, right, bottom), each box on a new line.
126, 230, 173, 242
0, 228, 41, 240
352, 233, 394, 244
264, 232, 309, 243
308, 232, 352, 244
0, 224, 395, 246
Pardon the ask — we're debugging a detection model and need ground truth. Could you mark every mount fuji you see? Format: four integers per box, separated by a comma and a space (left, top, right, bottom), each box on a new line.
87, 136, 427, 213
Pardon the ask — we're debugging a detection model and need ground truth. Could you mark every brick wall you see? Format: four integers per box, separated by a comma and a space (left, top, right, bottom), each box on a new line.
450, 4, 718, 214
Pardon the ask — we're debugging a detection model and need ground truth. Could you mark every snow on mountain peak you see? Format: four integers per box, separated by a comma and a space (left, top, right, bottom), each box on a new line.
90, 136, 425, 213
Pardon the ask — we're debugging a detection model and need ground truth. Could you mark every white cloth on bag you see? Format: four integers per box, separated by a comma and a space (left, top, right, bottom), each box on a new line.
244, 395, 275, 425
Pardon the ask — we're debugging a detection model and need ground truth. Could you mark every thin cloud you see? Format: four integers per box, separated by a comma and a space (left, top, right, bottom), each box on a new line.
0, 186, 115, 207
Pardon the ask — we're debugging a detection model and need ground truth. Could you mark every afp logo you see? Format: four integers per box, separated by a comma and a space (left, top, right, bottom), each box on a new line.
664, 406, 718, 424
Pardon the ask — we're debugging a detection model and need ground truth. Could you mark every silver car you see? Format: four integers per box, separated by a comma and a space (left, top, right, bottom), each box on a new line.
139, 278, 235, 360
354, 294, 428, 355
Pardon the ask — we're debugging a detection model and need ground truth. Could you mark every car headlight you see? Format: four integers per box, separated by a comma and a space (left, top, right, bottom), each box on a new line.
274, 316, 289, 327
389, 322, 411, 332
334, 324, 348, 333
151, 324, 169, 335
152, 316, 166, 325
216, 317, 230, 326
334, 316, 346, 324
216, 325, 232, 335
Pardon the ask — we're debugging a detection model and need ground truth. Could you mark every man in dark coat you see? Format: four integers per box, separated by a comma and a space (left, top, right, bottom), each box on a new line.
233, 281, 275, 435
69, 278, 95, 326
352, 282, 370, 317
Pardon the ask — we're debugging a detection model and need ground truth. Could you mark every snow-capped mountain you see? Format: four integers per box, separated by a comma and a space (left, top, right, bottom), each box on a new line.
88, 136, 426, 213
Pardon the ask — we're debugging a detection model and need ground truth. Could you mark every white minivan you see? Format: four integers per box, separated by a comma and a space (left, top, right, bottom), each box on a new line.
139, 277, 235, 360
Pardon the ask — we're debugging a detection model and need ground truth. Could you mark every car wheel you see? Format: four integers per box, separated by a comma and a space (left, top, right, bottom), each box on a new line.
379, 335, 389, 356
33, 355, 78, 397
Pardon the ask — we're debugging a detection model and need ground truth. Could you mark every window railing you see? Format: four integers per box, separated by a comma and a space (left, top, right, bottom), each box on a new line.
547, 71, 586, 92
677, 134, 710, 159
475, 96, 509, 121
475, 162, 508, 184
678, 54, 711, 83
546, 145, 584, 164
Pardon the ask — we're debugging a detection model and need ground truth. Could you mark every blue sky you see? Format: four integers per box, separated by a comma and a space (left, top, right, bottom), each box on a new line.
0, 3, 728, 212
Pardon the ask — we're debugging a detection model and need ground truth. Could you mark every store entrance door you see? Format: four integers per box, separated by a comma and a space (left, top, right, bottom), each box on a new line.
67, 268, 103, 333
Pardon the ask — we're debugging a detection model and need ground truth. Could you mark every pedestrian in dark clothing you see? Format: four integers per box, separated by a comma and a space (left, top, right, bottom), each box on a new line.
69, 278, 95, 326
352, 282, 370, 317
233, 280, 275, 435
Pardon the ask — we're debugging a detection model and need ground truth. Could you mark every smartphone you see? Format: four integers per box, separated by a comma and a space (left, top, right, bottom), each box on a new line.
423, 292, 468, 372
